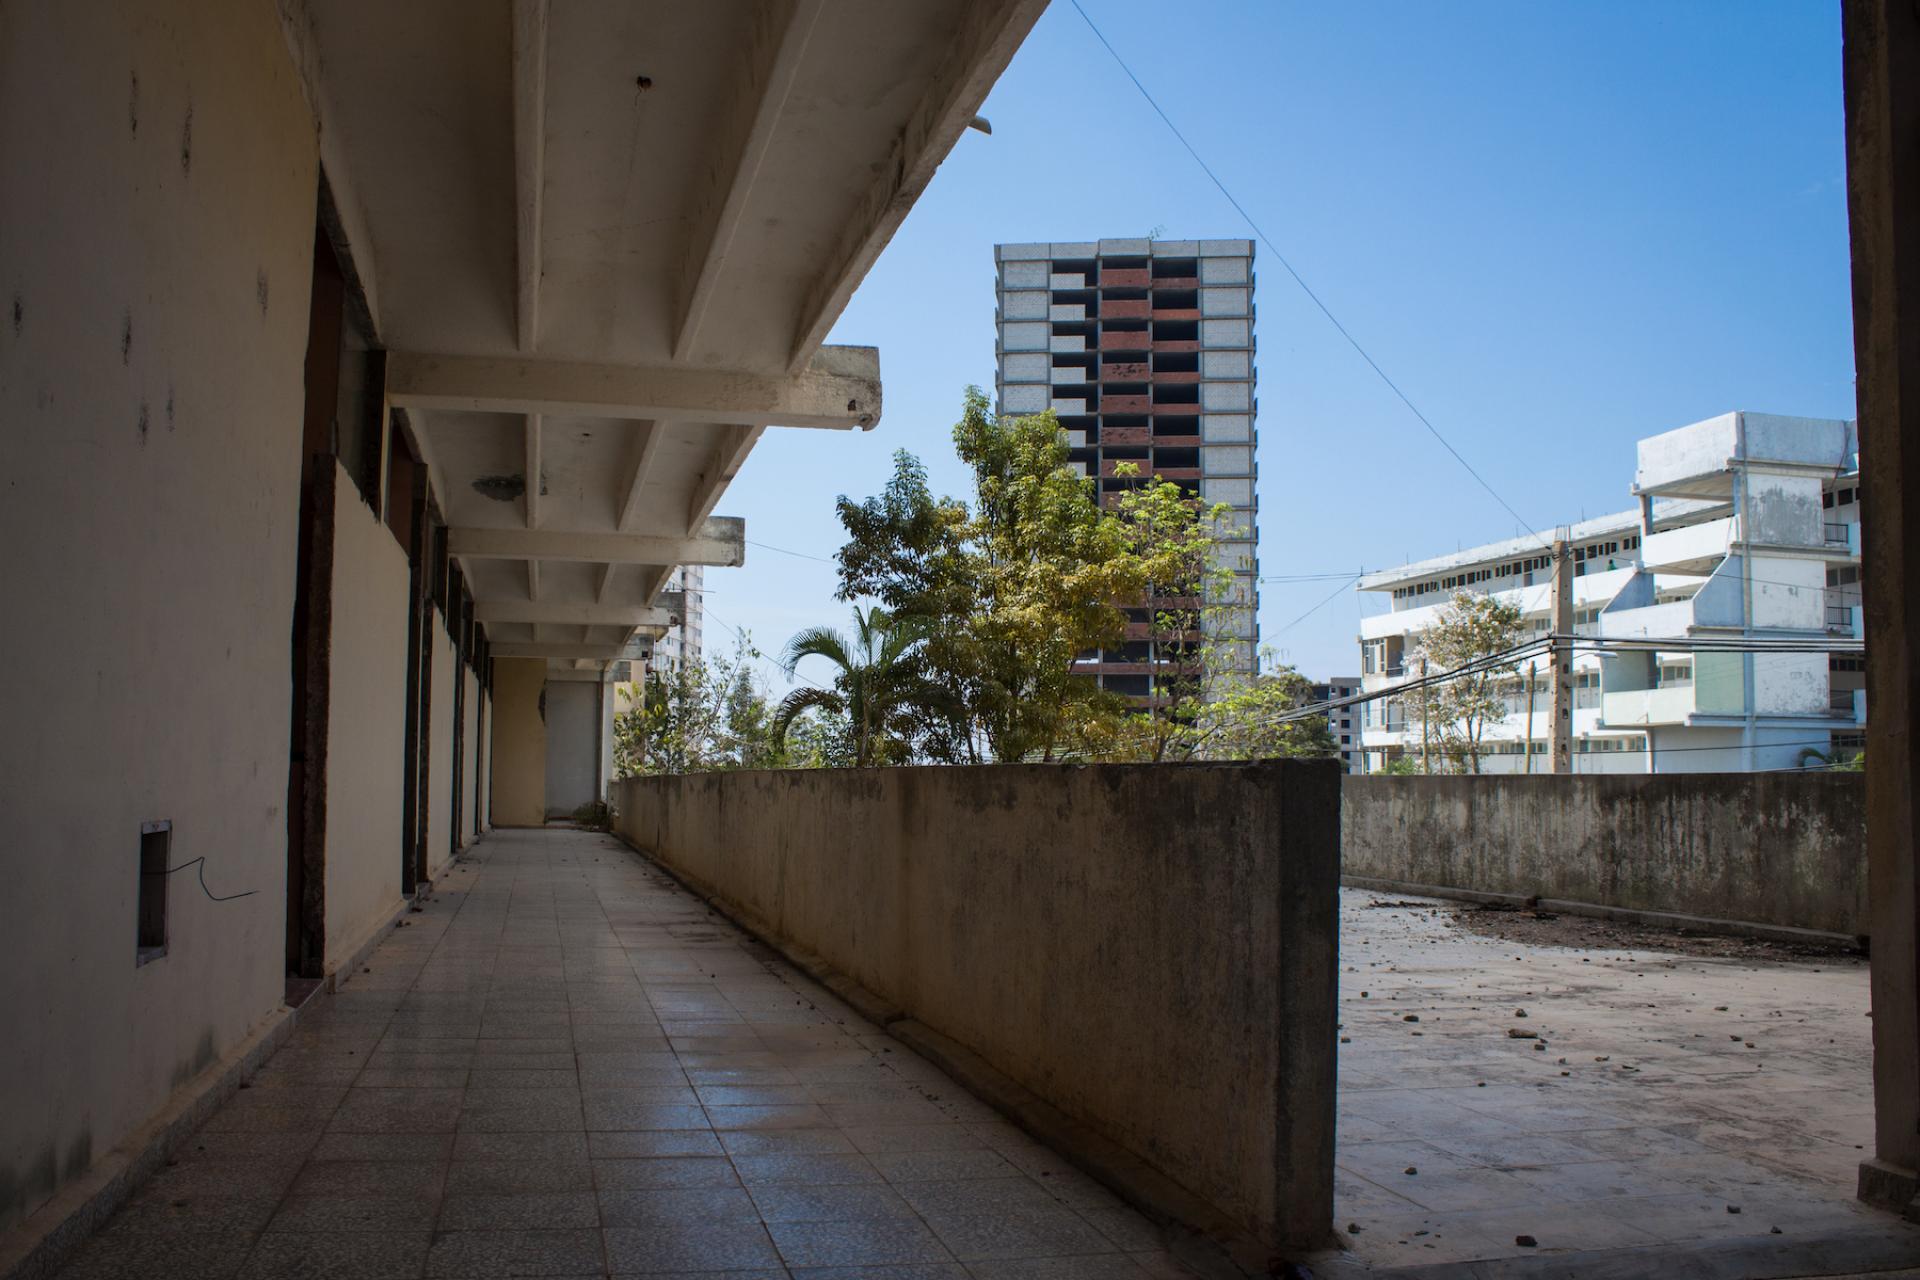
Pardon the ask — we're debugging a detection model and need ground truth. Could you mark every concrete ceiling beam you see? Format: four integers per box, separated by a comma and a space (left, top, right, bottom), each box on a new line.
686, 423, 764, 535
512, 0, 548, 352
474, 600, 677, 628
491, 640, 660, 661
385, 347, 879, 429
673, 0, 825, 362
446, 517, 745, 567
524, 412, 542, 529
786, 0, 1047, 372
615, 419, 665, 532
641, 564, 678, 606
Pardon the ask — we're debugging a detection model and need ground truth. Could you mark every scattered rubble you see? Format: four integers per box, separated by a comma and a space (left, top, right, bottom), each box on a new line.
1446, 903, 1866, 961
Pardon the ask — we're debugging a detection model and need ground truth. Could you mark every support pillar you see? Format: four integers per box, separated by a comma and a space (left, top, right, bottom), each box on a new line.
1548, 537, 1574, 775
1844, 0, 1920, 1216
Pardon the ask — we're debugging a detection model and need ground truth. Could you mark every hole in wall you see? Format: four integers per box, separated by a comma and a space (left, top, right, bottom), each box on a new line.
137, 821, 171, 965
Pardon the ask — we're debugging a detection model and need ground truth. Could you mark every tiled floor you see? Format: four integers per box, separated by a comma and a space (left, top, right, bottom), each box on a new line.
1331, 890, 1920, 1272
56, 827, 1190, 1280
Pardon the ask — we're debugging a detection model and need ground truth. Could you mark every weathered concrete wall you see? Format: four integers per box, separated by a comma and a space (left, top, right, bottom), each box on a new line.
0, 0, 318, 1232
322, 461, 409, 968
425, 620, 456, 878
489, 659, 546, 826
1343, 775, 1867, 936
614, 763, 1340, 1251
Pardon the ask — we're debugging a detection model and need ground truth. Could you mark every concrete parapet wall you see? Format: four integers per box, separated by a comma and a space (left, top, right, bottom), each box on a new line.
1343, 775, 1867, 937
613, 762, 1340, 1252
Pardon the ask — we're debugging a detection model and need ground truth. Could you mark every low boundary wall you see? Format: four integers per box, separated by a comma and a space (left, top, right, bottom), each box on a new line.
614, 762, 1340, 1253
1343, 774, 1867, 938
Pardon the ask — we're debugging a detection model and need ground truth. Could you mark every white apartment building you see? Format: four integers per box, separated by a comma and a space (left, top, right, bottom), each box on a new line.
1355, 412, 1864, 773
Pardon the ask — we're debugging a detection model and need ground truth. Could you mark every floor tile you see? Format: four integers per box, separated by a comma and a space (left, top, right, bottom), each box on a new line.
766, 1218, 955, 1268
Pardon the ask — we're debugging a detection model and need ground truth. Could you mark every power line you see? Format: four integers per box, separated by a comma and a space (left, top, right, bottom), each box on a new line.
747, 539, 836, 565
1270, 574, 1363, 636
1261, 571, 1371, 583
1065, 0, 1549, 550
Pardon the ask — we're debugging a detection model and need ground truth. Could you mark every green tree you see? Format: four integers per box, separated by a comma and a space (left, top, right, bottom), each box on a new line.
613, 633, 795, 775
952, 390, 1143, 761
614, 654, 721, 776
833, 450, 979, 760
1185, 660, 1339, 762
1797, 745, 1865, 772
772, 606, 940, 767
1406, 590, 1526, 774
1103, 467, 1243, 760
832, 390, 1145, 762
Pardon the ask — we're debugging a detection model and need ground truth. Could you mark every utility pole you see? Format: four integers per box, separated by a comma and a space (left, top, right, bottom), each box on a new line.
1419, 655, 1431, 774
1549, 536, 1574, 774
1524, 663, 1537, 775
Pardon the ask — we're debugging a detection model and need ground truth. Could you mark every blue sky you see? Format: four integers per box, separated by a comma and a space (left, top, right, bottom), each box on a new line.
702, 0, 1853, 689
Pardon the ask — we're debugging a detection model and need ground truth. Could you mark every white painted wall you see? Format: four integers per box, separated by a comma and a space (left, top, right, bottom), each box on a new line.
322, 464, 409, 969
0, 0, 316, 1230
1199, 257, 1249, 284
1000, 290, 1046, 320
472, 687, 487, 836
489, 658, 547, 826
999, 260, 1045, 287
425, 620, 456, 879
544, 680, 600, 817
461, 666, 480, 847
1000, 322, 1046, 351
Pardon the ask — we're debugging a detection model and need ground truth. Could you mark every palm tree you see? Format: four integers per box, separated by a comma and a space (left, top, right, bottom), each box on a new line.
1797, 745, 1866, 772
773, 606, 935, 767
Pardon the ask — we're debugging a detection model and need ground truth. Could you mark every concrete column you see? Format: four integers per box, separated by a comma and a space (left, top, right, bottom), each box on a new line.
1549, 538, 1574, 774
1844, 0, 1920, 1215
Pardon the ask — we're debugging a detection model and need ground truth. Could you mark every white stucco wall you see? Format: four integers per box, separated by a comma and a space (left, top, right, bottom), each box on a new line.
425, 619, 456, 879
478, 689, 493, 833
322, 466, 409, 969
461, 666, 480, 847
489, 658, 548, 826
0, 0, 317, 1230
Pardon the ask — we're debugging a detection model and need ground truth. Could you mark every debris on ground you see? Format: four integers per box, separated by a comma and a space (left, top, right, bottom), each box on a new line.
1446, 903, 1866, 961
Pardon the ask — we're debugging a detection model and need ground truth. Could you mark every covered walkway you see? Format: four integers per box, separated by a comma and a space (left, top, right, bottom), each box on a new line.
53, 828, 1187, 1280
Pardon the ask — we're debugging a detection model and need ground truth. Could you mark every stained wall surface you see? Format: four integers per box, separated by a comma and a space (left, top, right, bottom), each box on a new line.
425, 622, 456, 879
322, 461, 411, 967
488, 659, 547, 826
615, 763, 1340, 1250
461, 667, 480, 847
0, 0, 318, 1230
1343, 775, 1867, 936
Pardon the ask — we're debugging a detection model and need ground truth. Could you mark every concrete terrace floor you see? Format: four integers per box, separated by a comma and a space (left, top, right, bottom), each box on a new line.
1328, 888, 1920, 1275
54, 827, 1191, 1280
